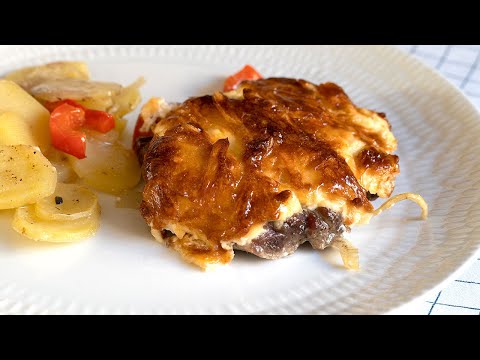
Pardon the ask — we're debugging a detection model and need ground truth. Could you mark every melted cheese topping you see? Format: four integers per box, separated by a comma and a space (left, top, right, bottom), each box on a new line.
140, 97, 175, 133
141, 78, 400, 268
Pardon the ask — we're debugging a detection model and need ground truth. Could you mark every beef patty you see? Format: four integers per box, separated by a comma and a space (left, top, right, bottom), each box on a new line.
235, 207, 348, 259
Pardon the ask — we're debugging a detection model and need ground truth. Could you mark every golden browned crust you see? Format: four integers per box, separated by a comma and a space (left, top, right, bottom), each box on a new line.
140, 78, 399, 268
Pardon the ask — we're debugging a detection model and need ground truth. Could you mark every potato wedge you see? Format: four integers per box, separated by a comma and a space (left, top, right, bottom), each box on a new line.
68, 137, 141, 195
0, 80, 51, 152
4, 61, 90, 89
0, 111, 37, 146
34, 183, 98, 221
12, 204, 100, 243
0, 145, 57, 209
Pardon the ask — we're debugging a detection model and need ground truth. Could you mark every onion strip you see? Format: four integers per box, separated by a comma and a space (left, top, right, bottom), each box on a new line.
331, 238, 360, 270
373, 193, 428, 220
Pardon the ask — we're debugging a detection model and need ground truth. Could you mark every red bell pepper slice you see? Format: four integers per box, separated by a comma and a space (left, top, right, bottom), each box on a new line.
47, 99, 115, 159
49, 103, 87, 159
223, 65, 262, 92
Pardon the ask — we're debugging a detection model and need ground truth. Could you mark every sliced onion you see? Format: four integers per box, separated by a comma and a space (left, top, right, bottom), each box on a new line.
110, 77, 145, 118
68, 136, 141, 195
30, 79, 122, 110
332, 237, 359, 270
84, 129, 119, 144
4, 61, 90, 90
373, 193, 428, 220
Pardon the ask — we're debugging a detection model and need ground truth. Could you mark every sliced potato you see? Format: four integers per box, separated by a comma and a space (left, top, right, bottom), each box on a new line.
4, 61, 90, 90
68, 137, 140, 195
0, 145, 57, 209
30, 79, 122, 111
0, 80, 51, 152
0, 111, 37, 146
12, 204, 100, 243
34, 183, 98, 221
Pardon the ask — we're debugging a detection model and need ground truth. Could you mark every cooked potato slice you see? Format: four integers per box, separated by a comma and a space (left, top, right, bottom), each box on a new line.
30, 79, 122, 111
0, 80, 51, 152
68, 137, 141, 195
0, 145, 57, 209
12, 204, 100, 243
34, 183, 98, 221
0, 111, 37, 146
4, 61, 90, 90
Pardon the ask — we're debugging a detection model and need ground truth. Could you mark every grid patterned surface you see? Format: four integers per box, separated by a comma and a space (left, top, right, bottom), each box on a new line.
396, 45, 480, 315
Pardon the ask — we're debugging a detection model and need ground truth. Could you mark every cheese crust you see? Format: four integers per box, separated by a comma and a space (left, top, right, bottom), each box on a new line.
140, 78, 400, 269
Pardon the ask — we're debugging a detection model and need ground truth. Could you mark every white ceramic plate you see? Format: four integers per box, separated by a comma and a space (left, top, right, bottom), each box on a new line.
1, 45, 479, 315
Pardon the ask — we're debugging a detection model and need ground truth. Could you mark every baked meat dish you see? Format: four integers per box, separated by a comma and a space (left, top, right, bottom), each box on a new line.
136, 67, 427, 270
